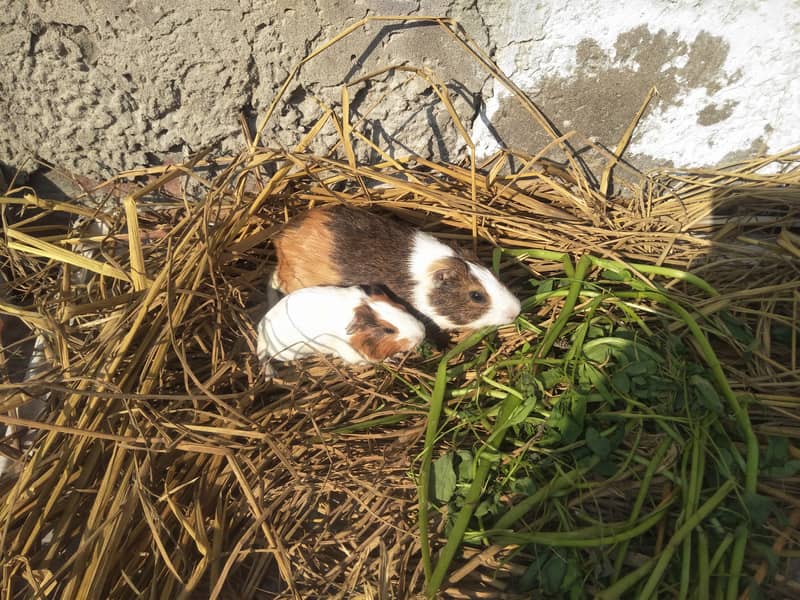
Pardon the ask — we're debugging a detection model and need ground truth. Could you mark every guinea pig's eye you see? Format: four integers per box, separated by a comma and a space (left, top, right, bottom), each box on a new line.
382, 326, 396, 335
469, 290, 487, 303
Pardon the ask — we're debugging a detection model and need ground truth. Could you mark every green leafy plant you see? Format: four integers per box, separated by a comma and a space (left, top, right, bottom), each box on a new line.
416, 250, 788, 599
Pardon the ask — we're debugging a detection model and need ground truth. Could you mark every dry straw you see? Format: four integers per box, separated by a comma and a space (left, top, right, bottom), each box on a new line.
1, 16, 799, 599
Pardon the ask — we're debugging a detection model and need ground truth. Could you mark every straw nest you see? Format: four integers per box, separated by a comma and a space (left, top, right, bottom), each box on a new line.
1, 17, 800, 600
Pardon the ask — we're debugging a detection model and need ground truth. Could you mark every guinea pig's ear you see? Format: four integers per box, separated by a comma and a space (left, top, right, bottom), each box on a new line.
347, 302, 377, 335
431, 257, 468, 287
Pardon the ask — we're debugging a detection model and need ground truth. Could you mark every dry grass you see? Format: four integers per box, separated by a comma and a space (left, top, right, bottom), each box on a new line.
0, 16, 799, 599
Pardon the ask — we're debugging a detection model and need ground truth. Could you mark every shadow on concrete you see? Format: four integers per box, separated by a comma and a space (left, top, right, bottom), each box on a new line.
342, 21, 440, 84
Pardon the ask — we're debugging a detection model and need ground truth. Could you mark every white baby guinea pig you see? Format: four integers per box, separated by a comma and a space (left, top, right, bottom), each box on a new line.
256, 285, 426, 365
271, 205, 521, 331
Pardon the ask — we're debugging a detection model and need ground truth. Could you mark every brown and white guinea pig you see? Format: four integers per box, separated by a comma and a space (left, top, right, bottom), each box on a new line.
270, 205, 521, 331
256, 285, 426, 365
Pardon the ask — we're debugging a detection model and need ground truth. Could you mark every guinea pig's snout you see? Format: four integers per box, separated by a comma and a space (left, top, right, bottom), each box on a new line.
502, 296, 522, 324
367, 302, 425, 362
507, 303, 521, 323
385, 335, 422, 365
383, 327, 424, 365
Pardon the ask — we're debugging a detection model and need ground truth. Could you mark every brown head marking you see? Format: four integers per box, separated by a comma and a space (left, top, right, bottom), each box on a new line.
346, 301, 411, 361
427, 257, 492, 326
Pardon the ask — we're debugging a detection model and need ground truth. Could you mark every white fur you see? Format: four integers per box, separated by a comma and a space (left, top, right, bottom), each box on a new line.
409, 231, 521, 330
256, 286, 425, 365
409, 232, 458, 329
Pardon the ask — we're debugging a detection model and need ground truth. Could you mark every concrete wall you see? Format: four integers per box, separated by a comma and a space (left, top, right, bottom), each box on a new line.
1, 0, 797, 182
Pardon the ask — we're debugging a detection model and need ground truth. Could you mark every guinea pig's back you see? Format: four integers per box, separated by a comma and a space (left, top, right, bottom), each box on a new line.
256, 290, 309, 361
274, 205, 415, 296
257, 286, 363, 361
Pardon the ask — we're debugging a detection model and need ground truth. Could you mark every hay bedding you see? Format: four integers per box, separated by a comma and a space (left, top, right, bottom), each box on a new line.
0, 17, 799, 599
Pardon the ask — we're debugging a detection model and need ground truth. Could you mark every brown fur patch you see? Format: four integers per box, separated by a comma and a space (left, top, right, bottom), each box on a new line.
322, 205, 416, 300
427, 257, 492, 326
273, 208, 341, 292
346, 302, 410, 361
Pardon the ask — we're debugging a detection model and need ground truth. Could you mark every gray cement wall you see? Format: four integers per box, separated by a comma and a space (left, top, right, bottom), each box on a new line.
2, 1, 798, 184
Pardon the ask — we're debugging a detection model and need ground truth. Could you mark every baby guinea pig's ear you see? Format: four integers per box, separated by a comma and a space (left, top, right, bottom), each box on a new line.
346, 302, 378, 335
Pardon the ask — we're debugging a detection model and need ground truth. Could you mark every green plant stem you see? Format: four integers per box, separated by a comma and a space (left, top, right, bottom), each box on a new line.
656, 295, 757, 600
502, 248, 719, 297
425, 381, 521, 597
536, 254, 592, 361
639, 479, 736, 599
489, 499, 670, 547
697, 528, 710, 600
727, 526, 749, 600
589, 256, 720, 297
611, 290, 757, 491
418, 328, 492, 583
493, 462, 596, 531
612, 437, 672, 580
581, 336, 666, 363
708, 532, 735, 572
326, 413, 415, 433
564, 295, 605, 366
679, 429, 703, 600
598, 557, 658, 600
446, 342, 493, 378
423, 255, 593, 597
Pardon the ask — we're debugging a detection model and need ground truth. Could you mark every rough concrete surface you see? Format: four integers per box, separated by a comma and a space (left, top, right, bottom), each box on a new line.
1, 0, 798, 182
474, 0, 800, 168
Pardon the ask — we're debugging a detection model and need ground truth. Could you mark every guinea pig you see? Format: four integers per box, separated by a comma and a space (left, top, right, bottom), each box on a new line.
270, 205, 521, 331
256, 285, 426, 366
